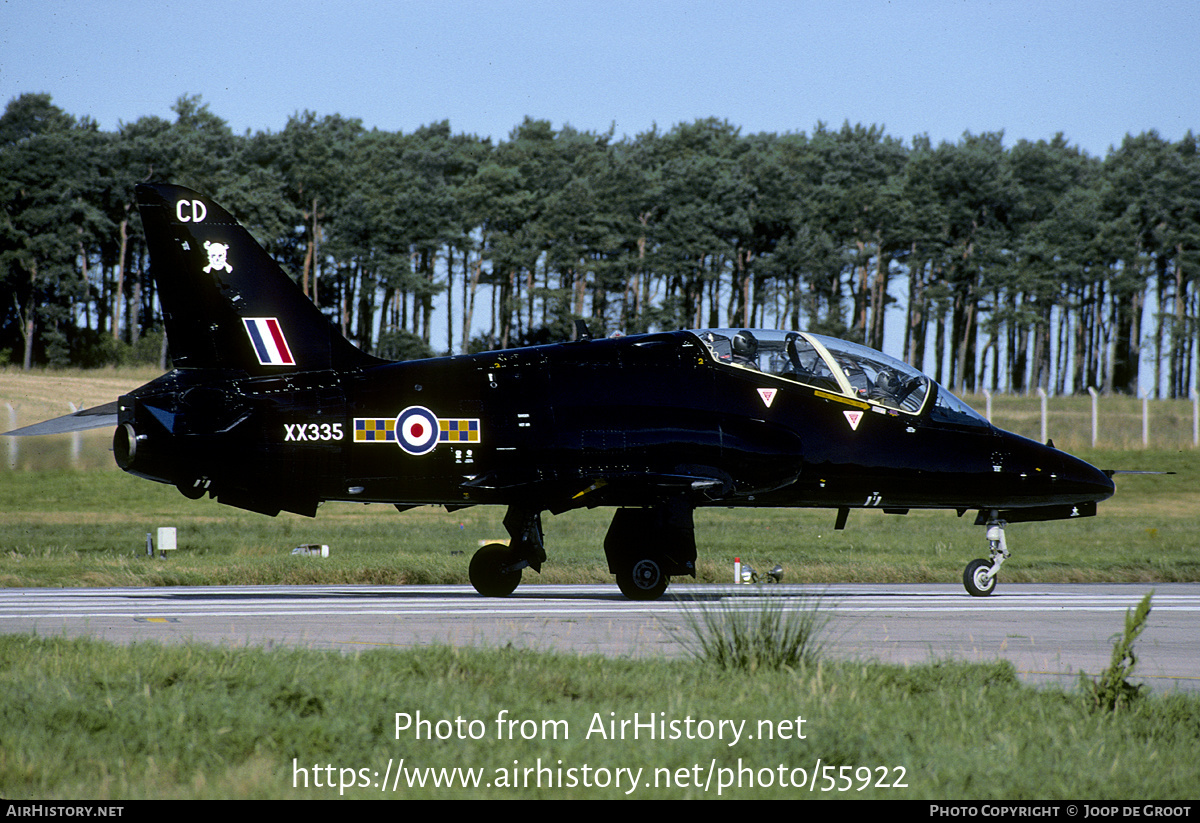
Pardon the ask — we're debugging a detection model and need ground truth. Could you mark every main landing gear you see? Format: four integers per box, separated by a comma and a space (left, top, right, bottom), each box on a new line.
468, 506, 544, 598
466, 502, 698, 601
615, 557, 670, 601
963, 515, 1009, 597
604, 502, 697, 601
468, 543, 524, 597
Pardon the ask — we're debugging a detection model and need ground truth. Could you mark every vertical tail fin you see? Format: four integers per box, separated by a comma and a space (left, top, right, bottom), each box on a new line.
135, 182, 379, 374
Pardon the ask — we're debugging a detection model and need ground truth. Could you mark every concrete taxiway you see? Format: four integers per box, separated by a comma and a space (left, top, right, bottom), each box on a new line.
1, 583, 1196, 692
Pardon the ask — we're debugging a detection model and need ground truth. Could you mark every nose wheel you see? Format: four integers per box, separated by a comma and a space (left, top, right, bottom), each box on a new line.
963, 517, 1009, 597
963, 558, 996, 597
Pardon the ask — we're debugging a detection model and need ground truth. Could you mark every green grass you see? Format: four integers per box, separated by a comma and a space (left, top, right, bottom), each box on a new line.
1, 634, 1197, 799
1081, 592, 1155, 712
670, 587, 831, 671
2, 434, 1198, 800
0, 448, 1197, 587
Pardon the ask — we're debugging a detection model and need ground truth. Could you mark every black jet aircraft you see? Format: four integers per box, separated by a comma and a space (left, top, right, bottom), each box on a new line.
6, 183, 1116, 600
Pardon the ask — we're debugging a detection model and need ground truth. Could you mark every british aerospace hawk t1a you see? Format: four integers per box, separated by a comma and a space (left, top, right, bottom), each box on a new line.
5, 183, 1116, 600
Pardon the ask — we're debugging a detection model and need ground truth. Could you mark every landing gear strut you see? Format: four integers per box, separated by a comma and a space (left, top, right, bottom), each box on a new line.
468, 506, 545, 598
466, 501, 699, 601
963, 515, 1009, 597
604, 501, 697, 601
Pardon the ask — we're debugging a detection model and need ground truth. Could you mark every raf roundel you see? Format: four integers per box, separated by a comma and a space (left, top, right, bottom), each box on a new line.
395, 406, 440, 455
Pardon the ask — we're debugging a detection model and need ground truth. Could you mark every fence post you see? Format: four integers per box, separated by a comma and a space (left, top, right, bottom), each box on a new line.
5, 403, 15, 470
1037, 387, 1048, 444
68, 402, 81, 468
983, 388, 992, 422
1193, 391, 1199, 448
1088, 386, 1099, 448
1142, 395, 1149, 448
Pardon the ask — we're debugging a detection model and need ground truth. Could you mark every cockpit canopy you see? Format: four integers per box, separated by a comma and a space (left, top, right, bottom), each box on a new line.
689, 329, 992, 428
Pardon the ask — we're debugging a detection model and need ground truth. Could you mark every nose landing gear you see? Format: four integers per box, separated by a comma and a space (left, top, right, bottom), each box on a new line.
963, 516, 1009, 597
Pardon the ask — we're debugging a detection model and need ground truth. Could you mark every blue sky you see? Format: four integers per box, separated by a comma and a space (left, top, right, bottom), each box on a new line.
2, 0, 1198, 388
3, 0, 1197, 156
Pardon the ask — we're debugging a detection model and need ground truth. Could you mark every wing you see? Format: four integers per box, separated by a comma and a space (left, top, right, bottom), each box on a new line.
2, 401, 120, 437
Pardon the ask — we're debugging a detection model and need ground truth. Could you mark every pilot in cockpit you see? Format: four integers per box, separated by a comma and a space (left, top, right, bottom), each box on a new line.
731, 330, 759, 369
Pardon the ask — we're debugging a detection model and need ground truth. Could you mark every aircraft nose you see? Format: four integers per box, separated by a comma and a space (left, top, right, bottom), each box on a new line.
1003, 434, 1115, 504
1060, 453, 1116, 501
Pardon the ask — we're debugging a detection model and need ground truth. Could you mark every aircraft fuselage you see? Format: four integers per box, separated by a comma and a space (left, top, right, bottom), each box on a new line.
116, 329, 1113, 526
73, 183, 1119, 599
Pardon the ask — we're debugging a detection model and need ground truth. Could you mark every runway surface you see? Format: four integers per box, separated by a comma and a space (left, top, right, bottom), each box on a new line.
2, 583, 1197, 692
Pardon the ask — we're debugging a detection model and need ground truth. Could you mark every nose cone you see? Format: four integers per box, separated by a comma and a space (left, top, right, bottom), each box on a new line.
1058, 450, 1116, 502
1001, 433, 1115, 506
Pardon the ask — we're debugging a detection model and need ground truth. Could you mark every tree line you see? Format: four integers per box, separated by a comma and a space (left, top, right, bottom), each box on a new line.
2, 92, 1197, 398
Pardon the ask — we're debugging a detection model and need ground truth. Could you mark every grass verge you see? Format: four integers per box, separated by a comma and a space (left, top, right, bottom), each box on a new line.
1, 634, 1198, 799
1, 455, 1198, 588
669, 587, 831, 672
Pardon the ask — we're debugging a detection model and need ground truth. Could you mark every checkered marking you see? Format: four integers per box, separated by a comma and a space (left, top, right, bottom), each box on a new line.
354, 408, 481, 455
439, 418, 480, 443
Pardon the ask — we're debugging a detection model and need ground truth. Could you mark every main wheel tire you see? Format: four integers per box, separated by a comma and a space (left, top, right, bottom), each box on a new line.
469, 542, 522, 597
615, 557, 670, 601
963, 558, 997, 597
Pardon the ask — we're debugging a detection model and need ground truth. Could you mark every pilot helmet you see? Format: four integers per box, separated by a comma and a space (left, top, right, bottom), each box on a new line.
732, 330, 758, 360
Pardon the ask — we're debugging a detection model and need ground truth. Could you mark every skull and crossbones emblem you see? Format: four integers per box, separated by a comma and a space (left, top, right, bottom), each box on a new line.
203, 240, 233, 274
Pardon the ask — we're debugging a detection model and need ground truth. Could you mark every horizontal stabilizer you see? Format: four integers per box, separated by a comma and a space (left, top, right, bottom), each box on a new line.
2, 401, 119, 436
